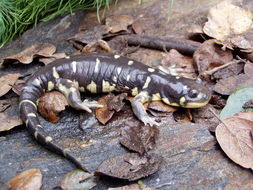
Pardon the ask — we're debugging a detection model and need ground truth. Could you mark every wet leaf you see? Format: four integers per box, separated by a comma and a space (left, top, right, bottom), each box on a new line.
8, 168, 42, 190
0, 73, 21, 97
106, 15, 134, 33
203, 1, 253, 49
120, 121, 159, 154
216, 112, 253, 169
1, 43, 56, 64
214, 74, 253, 95
193, 39, 233, 73
95, 153, 162, 181
220, 87, 253, 120
96, 93, 127, 124
0, 113, 22, 131
38, 91, 68, 123
60, 169, 97, 190
108, 184, 155, 190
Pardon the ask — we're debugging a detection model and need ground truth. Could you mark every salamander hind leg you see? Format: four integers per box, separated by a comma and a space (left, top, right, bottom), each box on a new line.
130, 91, 159, 126
56, 78, 102, 113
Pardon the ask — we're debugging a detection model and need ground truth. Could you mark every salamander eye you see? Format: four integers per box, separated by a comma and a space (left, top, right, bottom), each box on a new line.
189, 89, 198, 98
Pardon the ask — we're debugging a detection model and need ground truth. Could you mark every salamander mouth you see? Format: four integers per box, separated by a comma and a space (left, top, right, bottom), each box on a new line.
183, 99, 210, 108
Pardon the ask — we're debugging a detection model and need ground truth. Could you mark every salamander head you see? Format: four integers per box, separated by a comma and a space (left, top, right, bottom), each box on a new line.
161, 77, 211, 108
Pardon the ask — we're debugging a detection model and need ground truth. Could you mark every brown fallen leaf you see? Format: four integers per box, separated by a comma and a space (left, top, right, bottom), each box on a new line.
1, 43, 56, 64
71, 25, 111, 45
148, 101, 177, 114
96, 93, 127, 124
12, 79, 25, 96
203, 1, 253, 50
244, 62, 253, 75
0, 73, 21, 97
214, 74, 253, 95
108, 184, 155, 190
106, 15, 134, 33
8, 168, 42, 190
0, 99, 11, 112
0, 113, 22, 132
193, 39, 233, 73
38, 91, 68, 123
216, 111, 253, 169
38, 52, 67, 65
60, 169, 98, 190
82, 40, 113, 54
95, 153, 162, 181
120, 121, 159, 154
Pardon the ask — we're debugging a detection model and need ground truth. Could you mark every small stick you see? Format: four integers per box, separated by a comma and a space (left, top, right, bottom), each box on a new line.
120, 34, 201, 55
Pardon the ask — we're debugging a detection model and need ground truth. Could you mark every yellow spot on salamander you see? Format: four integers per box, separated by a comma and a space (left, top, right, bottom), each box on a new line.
63, 148, 70, 157
65, 56, 70, 59
45, 136, 53, 143
176, 76, 180, 79
180, 97, 186, 106
48, 81, 55, 91
151, 93, 161, 101
132, 87, 138, 96
53, 67, 60, 79
19, 100, 37, 109
102, 80, 116, 92
27, 113, 36, 117
128, 60, 134, 65
113, 76, 117, 83
117, 67, 122, 75
72, 61, 77, 73
114, 55, 120, 59
79, 86, 85, 92
95, 58, 100, 73
87, 81, 97, 93
143, 76, 151, 89
25, 120, 29, 127
126, 74, 130, 81
148, 68, 155, 72
162, 98, 171, 105
73, 80, 79, 88
34, 79, 41, 86
34, 131, 38, 139
37, 124, 43, 128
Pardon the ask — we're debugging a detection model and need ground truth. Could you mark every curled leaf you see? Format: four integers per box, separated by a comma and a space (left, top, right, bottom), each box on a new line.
216, 112, 253, 169
38, 91, 68, 123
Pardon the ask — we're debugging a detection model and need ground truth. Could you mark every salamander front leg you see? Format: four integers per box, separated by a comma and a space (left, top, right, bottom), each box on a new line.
56, 78, 102, 113
130, 91, 159, 126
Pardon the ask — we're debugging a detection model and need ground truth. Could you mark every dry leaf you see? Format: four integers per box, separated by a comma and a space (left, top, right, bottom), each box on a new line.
38, 91, 68, 123
106, 15, 134, 33
60, 169, 97, 190
39, 52, 67, 65
216, 111, 253, 169
0, 113, 22, 131
214, 74, 253, 95
203, 1, 253, 49
0, 99, 11, 112
12, 79, 25, 95
0, 73, 21, 97
193, 39, 233, 73
95, 153, 162, 181
120, 122, 159, 154
96, 93, 127, 124
1, 43, 56, 64
108, 184, 155, 190
244, 62, 253, 75
8, 168, 42, 190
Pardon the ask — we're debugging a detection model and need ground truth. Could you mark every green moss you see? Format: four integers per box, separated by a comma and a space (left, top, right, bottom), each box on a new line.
0, 0, 111, 47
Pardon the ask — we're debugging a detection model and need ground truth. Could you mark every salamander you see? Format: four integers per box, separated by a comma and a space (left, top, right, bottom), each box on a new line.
19, 53, 211, 169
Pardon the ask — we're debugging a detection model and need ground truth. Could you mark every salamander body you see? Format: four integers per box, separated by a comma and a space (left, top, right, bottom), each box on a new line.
19, 53, 211, 169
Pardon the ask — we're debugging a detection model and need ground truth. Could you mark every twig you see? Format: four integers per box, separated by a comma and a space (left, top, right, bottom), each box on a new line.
120, 34, 201, 55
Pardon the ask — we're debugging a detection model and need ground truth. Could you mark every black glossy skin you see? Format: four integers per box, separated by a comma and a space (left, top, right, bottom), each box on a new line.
19, 53, 211, 169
